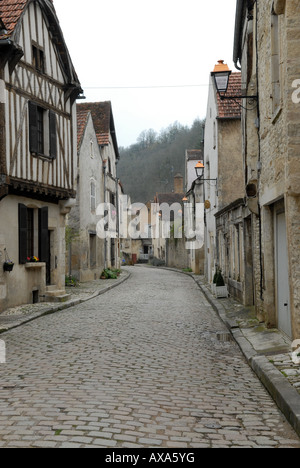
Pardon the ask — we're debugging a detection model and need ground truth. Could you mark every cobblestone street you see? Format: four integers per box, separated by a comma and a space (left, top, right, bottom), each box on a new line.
0, 267, 299, 448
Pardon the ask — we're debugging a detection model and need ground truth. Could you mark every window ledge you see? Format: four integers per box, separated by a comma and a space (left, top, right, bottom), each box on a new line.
31, 152, 55, 162
25, 262, 45, 269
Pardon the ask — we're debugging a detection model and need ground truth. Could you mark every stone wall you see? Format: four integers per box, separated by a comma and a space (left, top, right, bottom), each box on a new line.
238, 0, 300, 337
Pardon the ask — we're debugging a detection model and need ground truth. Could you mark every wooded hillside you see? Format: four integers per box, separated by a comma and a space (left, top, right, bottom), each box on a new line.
117, 119, 204, 203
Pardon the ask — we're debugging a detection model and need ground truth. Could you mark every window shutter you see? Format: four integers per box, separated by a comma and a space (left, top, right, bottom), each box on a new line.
49, 111, 57, 159
19, 204, 28, 264
39, 207, 49, 263
28, 101, 38, 154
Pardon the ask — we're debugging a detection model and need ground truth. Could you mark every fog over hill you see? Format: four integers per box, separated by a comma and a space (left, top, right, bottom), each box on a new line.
117, 119, 204, 203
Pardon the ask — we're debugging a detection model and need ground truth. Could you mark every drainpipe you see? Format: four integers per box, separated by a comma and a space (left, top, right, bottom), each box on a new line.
233, 0, 244, 70
115, 175, 120, 268
254, 0, 264, 301
102, 158, 107, 269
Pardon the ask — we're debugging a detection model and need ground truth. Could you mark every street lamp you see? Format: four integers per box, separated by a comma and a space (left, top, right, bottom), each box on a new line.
195, 161, 205, 179
195, 161, 218, 193
211, 60, 231, 95
211, 60, 258, 101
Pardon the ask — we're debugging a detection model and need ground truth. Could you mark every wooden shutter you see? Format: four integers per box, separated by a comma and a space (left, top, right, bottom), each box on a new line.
19, 204, 28, 264
49, 111, 57, 159
39, 207, 49, 263
28, 101, 38, 154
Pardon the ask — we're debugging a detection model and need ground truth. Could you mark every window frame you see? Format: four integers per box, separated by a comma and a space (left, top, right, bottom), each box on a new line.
32, 43, 45, 74
90, 179, 96, 212
19, 204, 49, 264
28, 102, 57, 160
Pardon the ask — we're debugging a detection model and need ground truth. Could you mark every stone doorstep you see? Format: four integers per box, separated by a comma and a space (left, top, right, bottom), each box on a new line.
43, 286, 71, 303
43, 293, 71, 303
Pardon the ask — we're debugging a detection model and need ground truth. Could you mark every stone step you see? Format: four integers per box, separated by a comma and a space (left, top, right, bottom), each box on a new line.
45, 285, 57, 292
44, 287, 71, 303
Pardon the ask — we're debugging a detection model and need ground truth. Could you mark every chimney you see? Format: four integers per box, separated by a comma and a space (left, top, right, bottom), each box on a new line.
174, 173, 183, 194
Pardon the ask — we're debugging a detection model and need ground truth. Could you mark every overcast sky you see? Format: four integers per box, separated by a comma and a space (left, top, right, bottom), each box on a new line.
54, 0, 237, 148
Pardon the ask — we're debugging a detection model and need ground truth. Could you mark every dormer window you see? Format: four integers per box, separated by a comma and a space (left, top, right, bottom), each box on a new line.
32, 44, 45, 74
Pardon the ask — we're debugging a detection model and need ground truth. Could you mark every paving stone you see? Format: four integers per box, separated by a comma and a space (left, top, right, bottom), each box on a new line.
0, 267, 299, 448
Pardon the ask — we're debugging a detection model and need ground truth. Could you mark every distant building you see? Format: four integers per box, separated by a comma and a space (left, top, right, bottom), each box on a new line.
66, 107, 104, 281
67, 102, 121, 280
153, 174, 189, 269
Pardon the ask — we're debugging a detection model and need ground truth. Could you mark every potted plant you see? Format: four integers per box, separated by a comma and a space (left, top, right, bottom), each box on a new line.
27, 256, 39, 263
213, 268, 229, 298
3, 260, 14, 272
212, 269, 218, 294
3, 248, 14, 272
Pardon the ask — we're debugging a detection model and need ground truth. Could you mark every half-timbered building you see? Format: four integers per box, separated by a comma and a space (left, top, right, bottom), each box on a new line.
0, 0, 82, 310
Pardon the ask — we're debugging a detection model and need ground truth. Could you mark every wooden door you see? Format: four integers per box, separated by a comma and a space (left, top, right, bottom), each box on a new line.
276, 212, 292, 337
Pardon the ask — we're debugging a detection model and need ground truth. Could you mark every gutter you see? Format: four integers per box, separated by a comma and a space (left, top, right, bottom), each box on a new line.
233, 0, 244, 70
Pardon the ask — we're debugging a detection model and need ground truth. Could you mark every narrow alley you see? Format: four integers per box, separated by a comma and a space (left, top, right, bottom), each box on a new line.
0, 267, 299, 448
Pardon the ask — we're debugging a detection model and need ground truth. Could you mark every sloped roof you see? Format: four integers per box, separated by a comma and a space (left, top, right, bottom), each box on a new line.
0, 0, 82, 92
186, 149, 203, 161
77, 102, 120, 159
154, 192, 184, 222
155, 192, 184, 205
0, 0, 27, 38
216, 72, 242, 119
76, 106, 91, 150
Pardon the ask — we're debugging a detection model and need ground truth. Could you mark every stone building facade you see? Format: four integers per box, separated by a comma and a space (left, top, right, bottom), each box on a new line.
233, 0, 300, 338
203, 69, 244, 283
66, 107, 105, 282
67, 102, 121, 280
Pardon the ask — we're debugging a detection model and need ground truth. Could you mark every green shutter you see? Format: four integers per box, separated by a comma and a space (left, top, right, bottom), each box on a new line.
28, 101, 38, 154
39, 207, 49, 263
19, 204, 28, 264
49, 111, 57, 159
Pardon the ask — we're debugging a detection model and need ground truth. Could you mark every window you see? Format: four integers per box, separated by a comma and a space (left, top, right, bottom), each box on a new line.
91, 180, 96, 212
29, 102, 57, 159
19, 204, 49, 264
32, 45, 45, 74
108, 158, 112, 175
90, 139, 94, 159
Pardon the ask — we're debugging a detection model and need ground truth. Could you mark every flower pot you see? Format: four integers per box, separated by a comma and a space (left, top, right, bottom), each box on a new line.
3, 262, 14, 272
215, 285, 229, 298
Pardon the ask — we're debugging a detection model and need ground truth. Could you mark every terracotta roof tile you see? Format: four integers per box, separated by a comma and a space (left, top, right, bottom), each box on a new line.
76, 106, 90, 150
217, 72, 242, 119
154, 192, 184, 221
77, 102, 112, 147
77, 102, 120, 159
0, 0, 27, 37
186, 149, 203, 161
